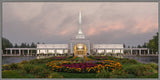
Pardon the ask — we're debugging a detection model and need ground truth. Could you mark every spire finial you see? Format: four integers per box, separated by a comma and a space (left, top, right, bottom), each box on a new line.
78, 9, 83, 34
76, 9, 85, 39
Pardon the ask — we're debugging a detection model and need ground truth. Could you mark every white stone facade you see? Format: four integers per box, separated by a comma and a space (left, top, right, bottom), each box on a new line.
37, 44, 68, 54
92, 44, 124, 54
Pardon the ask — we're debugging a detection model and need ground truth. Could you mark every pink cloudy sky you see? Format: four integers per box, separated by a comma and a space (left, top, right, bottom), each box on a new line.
2, 2, 158, 47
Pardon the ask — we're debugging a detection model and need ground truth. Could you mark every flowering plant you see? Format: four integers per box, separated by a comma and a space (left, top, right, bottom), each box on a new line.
94, 56, 108, 60
46, 60, 122, 73
52, 57, 67, 60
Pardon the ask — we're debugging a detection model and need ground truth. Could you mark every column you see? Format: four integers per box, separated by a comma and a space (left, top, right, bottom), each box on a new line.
63, 49, 64, 56
127, 50, 129, 55
136, 50, 137, 55
36, 49, 39, 56
55, 49, 57, 56
10, 49, 12, 55
112, 49, 114, 53
28, 49, 29, 56
22, 50, 24, 56
19, 49, 21, 55
96, 49, 98, 55
62, 49, 64, 54
144, 50, 146, 55
47, 49, 49, 54
148, 49, 150, 55
39, 50, 40, 55
104, 49, 106, 55
139, 49, 141, 55
152, 50, 154, 55
120, 49, 121, 53
131, 49, 133, 55
67, 49, 70, 56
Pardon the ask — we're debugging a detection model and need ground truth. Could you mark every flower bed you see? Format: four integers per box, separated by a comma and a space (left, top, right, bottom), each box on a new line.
46, 60, 122, 73
52, 57, 67, 60
94, 56, 108, 60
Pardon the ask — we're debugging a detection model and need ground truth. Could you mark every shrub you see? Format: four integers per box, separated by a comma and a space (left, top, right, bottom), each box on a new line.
129, 59, 138, 64
30, 66, 45, 74
110, 70, 128, 78
118, 58, 138, 64
23, 64, 34, 73
96, 70, 111, 78
147, 62, 158, 70
22, 64, 50, 78
48, 72, 63, 78
124, 64, 153, 77
29, 59, 48, 64
8, 63, 19, 70
20, 60, 29, 64
31, 66, 50, 78
29, 59, 39, 64
2, 65, 10, 71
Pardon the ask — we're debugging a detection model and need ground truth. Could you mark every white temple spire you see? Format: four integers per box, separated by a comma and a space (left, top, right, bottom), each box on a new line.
75, 9, 85, 39
78, 9, 83, 34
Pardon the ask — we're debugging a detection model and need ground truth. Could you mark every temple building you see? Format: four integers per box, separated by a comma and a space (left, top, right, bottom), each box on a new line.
37, 10, 124, 57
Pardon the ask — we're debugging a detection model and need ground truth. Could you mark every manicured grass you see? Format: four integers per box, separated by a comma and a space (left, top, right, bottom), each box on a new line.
140, 73, 158, 78
59, 72, 97, 78
2, 56, 158, 78
2, 70, 34, 78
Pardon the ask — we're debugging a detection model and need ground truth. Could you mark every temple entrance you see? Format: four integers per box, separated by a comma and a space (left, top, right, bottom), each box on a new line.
74, 43, 87, 57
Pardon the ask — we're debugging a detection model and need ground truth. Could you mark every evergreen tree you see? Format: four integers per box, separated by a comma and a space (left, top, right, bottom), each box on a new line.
27, 43, 30, 48
31, 42, 36, 48
137, 45, 141, 48
142, 42, 147, 48
14, 43, 19, 48
20, 43, 26, 48
2, 37, 13, 50
147, 32, 158, 53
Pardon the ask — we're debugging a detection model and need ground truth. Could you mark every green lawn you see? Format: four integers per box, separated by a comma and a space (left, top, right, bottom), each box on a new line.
59, 72, 97, 78
2, 70, 34, 78
2, 56, 159, 78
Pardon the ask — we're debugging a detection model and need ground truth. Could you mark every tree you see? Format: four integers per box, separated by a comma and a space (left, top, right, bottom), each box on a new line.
26, 43, 30, 48
2, 37, 13, 50
142, 42, 147, 48
137, 45, 141, 48
14, 43, 19, 48
20, 43, 26, 48
31, 42, 36, 48
147, 32, 158, 53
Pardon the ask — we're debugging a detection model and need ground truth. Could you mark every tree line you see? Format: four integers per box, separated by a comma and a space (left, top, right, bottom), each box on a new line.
123, 32, 158, 53
123, 43, 148, 48
2, 32, 158, 53
2, 37, 42, 50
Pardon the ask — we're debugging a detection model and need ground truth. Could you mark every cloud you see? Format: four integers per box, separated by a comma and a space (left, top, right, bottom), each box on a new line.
2, 2, 158, 46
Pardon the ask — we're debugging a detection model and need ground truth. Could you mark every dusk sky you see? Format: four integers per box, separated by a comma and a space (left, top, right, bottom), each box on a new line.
2, 2, 158, 47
